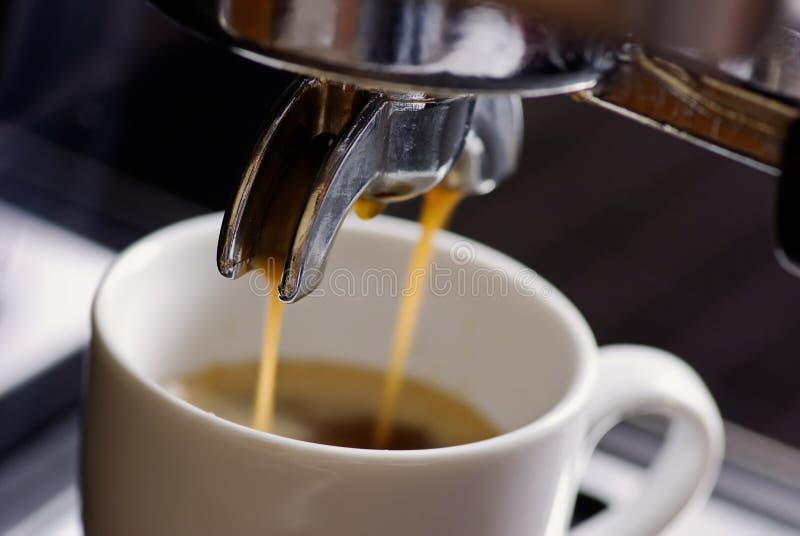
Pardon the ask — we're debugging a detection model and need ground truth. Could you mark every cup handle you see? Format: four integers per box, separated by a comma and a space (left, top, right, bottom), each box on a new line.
571, 345, 725, 536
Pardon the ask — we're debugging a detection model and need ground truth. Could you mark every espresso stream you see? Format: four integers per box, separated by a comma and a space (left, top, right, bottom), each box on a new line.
181, 185, 467, 448
372, 187, 462, 447
252, 270, 285, 432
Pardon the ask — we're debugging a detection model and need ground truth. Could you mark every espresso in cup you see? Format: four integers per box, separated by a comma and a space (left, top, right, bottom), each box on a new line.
164, 359, 497, 449
242, 185, 463, 448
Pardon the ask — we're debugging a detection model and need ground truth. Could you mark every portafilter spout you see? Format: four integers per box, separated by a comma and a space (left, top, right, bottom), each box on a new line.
217, 78, 522, 302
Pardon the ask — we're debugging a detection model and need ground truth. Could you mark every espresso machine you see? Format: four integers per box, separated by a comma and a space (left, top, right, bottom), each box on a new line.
148, 0, 800, 301
3, 2, 800, 532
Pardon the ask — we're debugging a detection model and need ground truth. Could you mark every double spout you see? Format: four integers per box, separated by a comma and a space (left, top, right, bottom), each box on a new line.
217, 78, 522, 301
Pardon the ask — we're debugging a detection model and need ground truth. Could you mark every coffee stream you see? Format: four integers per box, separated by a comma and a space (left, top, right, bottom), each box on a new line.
252, 270, 285, 432
372, 187, 463, 448
250, 185, 463, 447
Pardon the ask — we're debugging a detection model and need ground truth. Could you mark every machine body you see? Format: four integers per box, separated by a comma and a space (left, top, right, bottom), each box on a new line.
149, 0, 800, 298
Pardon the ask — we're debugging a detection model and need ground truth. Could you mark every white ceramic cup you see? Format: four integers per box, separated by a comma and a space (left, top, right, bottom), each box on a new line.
83, 213, 724, 536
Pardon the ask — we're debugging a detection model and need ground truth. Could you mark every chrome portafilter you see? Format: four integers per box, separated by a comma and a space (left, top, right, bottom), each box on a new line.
217, 78, 523, 302
149, 0, 800, 282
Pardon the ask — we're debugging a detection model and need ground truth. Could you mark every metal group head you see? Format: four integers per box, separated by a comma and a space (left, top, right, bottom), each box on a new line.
150, 0, 800, 294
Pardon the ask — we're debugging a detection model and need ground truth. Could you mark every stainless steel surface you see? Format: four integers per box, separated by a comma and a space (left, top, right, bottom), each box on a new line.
146, 0, 800, 164
148, 0, 781, 96
149, 0, 611, 95
219, 76, 523, 301
444, 96, 524, 196
219, 78, 522, 301
150, 0, 800, 285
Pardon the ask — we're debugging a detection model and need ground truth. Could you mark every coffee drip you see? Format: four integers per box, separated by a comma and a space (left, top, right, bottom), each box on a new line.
373, 186, 463, 448
252, 270, 285, 432
249, 184, 463, 446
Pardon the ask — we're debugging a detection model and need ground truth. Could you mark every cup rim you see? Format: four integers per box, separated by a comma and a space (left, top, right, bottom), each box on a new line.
92, 212, 598, 462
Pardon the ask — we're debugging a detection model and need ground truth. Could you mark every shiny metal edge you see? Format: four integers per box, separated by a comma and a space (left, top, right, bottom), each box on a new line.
146, 0, 604, 96
232, 47, 602, 97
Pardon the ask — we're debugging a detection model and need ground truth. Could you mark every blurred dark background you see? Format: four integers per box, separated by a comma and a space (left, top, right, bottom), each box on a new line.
1, 0, 798, 448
